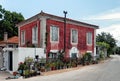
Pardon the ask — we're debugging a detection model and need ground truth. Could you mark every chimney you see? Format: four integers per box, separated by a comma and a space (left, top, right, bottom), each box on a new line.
4, 32, 8, 41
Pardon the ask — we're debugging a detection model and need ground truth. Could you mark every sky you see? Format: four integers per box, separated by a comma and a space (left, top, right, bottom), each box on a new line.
0, 0, 120, 46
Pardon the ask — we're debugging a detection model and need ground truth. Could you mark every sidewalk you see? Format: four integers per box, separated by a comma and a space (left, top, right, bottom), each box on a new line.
41, 58, 111, 76
0, 71, 12, 80
42, 65, 83, 76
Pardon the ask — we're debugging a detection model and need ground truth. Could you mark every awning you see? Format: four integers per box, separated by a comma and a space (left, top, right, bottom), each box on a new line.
50, 50, 58, 53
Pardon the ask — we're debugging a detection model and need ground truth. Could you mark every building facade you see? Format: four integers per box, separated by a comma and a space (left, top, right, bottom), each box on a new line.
17, 11, 99, 59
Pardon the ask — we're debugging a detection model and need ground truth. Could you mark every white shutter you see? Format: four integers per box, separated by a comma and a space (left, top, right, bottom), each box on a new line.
32, 27, 34, 44
36, 27, 38, 43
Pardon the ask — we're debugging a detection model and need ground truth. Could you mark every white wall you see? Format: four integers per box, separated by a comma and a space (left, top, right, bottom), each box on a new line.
18, 47, 45, 63
0, 52, 3, 68
3, 47, 45, 72
3, 51, 8, 71
13, 49, 19, 72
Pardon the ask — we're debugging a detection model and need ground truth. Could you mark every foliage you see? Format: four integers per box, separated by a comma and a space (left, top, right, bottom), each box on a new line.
99, 51, 104, 60
25, 57, 33, 63
112, 46, 117, 54
97, 42, 110, 50
58, 50, 64, 61
0, 5, 24, 40
116, 47, 120, 54
40, 57, 46, 63
23, 64, 29, 70
23, 70, 29, 76
45, 62, 50, 68
18, 62, 24, 70
83, 52, 92, 62
96, 32, 117, 56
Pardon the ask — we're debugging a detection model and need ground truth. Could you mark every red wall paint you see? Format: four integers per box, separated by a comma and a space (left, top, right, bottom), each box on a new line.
46, 19, 95, 58
20, 19, 40, 47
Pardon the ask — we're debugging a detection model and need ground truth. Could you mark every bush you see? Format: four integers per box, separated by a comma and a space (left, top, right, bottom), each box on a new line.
99, 52, 104, 60
82, 52, 93, 65
83, 53, 92, 62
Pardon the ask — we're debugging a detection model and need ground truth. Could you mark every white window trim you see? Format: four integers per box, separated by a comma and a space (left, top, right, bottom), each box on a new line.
21, 31, 25, 45
87, 51, 93, 56
87, 51, 92, 53
32, 26, 38, 44
86, 32, 92, 45
71, 29, 78, 44
50, 26, 59, 43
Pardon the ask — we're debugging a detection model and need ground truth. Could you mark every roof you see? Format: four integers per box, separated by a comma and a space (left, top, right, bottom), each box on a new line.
0, 36, 18, 45
17, 11, 99, 29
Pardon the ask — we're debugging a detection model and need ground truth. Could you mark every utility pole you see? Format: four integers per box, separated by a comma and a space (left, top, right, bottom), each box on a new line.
63, 11, 67, 53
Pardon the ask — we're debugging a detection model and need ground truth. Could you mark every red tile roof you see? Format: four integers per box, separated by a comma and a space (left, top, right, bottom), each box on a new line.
0, 36, 18, 44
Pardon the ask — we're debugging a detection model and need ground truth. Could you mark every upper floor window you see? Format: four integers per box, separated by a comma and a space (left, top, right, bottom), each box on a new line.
71, 29, 78, 44
50, 26, 59, 42
87, 32, 92, 45
32, 26, 38, 44
21, 31, 25, 45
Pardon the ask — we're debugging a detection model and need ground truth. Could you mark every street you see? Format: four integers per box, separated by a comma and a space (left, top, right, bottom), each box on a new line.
1, 55, 120, 81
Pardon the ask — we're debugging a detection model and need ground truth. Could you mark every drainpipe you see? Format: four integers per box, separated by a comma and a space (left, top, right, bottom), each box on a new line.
63, 11, 67, 53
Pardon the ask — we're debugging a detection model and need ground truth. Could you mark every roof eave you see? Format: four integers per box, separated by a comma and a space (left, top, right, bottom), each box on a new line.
16, 11, 99, 29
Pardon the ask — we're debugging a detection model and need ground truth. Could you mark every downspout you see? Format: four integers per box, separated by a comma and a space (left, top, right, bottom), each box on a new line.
63, 11, 67, 53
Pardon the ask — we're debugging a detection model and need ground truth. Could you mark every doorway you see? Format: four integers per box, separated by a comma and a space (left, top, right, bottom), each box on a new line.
8, 51, 13, 71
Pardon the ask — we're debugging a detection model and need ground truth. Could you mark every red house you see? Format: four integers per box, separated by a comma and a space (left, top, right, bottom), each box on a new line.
17, 11, 99, 59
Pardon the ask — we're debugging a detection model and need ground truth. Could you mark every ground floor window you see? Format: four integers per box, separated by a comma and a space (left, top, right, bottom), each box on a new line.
71, 53, 77, 58
48, 52, 58, 59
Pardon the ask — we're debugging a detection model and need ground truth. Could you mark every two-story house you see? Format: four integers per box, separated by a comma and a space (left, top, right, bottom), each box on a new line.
17, 11, 99, 59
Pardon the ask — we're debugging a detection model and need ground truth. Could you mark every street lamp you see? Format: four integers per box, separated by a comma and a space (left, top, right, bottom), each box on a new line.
63, 11, 67, 53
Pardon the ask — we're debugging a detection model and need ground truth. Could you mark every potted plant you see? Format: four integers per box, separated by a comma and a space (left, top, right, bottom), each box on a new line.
18, 62, 24, 76
50, 62, 56, 70
40, 66, 45, 72
59, 61, 64, 69
13, 71, 17, 76
67, 63, 71, 68
23, 70, 30, 78
45, 62, 51, 71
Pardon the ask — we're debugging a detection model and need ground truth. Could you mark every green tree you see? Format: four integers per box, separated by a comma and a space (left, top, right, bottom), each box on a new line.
97, 42, 110, 50
0, 5, 24, 40
116, 47, 120, 54
96, 32, 117, 56
97, 42, 110, 58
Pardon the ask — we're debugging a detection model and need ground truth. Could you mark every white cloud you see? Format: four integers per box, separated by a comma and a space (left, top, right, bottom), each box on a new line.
97, 24, 120, 46
83, 7, 120, 46
85, 7, 120, 20
91, 12, 120, 20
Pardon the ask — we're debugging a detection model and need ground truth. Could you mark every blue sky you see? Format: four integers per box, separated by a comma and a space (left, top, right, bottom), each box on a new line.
0, 0, 120, 45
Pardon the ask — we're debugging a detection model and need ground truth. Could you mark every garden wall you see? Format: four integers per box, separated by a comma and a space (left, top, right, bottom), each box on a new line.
11, 47, 45, 72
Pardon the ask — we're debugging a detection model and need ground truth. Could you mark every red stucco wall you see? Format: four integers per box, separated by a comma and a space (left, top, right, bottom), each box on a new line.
20, 19, 40, 47
46, 19, 95, 58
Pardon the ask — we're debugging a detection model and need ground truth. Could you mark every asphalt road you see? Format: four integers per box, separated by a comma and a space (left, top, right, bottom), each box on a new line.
1, 55, 120, 81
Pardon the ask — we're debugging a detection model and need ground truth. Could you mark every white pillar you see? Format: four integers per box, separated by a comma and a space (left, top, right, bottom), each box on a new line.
94, 29, 96, 57
40, 17, 46, 48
